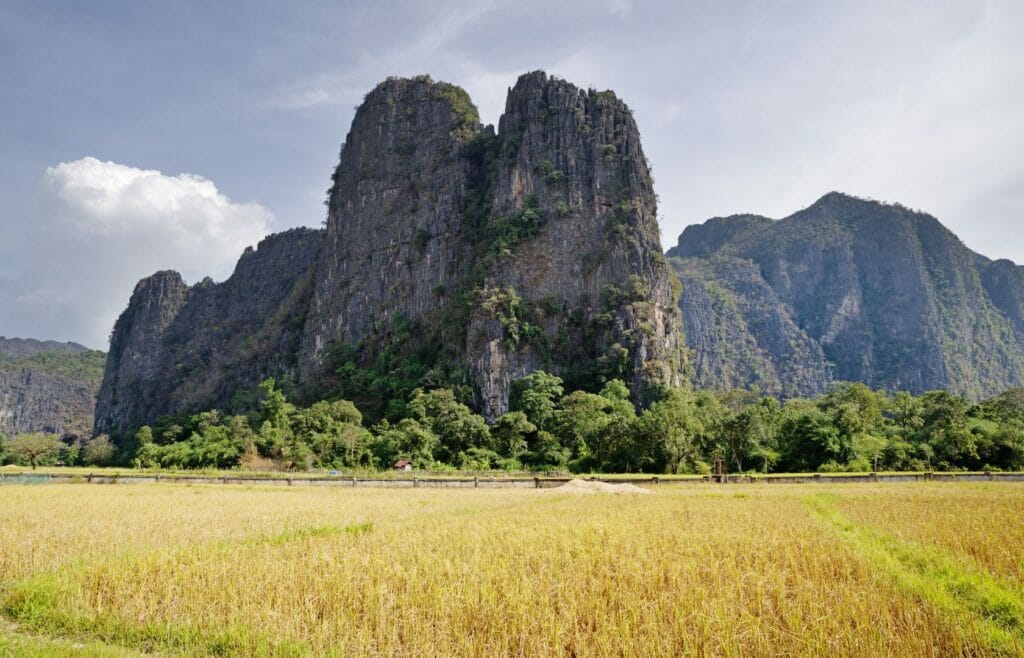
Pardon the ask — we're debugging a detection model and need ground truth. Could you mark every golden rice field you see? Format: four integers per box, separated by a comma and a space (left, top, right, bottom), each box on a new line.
1, 483, 1023, 657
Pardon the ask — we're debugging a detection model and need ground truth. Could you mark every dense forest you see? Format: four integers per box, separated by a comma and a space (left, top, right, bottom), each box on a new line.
5, 373, 1024, 474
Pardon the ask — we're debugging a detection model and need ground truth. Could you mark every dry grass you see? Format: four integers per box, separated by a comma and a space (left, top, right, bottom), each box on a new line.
0, 483, 1021, 656
834, 484, 1024, 587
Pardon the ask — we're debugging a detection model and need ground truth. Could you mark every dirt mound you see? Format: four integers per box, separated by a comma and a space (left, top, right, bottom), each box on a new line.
554, 479, 652, 495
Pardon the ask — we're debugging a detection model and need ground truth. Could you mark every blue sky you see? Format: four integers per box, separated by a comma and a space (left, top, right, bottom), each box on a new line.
1, 0, 1022, 348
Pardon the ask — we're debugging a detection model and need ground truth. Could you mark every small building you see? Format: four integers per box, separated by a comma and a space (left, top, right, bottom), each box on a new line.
393, 459, 413, 471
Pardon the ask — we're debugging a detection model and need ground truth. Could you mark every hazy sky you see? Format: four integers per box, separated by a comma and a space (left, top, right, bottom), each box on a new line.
1, 0, 1022, 348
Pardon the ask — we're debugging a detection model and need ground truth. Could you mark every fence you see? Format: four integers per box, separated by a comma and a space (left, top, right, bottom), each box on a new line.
2, 471, 1023, 488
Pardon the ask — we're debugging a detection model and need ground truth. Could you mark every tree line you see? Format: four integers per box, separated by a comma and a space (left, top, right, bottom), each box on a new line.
3, 375, 1024, 473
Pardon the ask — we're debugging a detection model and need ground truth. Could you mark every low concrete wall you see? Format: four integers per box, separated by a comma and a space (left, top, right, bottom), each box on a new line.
2, 471, 1023, 489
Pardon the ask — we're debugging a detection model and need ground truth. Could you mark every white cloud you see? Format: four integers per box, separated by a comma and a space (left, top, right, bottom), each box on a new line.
0, 158, 271, 348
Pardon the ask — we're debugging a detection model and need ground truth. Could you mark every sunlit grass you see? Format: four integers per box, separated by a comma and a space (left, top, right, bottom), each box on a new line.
834, 484, 1024, 588
1, 484, 1021, 656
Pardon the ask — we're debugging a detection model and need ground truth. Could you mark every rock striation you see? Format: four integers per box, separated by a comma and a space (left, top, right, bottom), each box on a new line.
671, 192, 1024, 399
0, 338, 104, 439
96, 72, 683, 437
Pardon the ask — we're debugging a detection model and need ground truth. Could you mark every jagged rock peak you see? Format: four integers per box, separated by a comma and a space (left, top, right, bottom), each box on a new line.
470, 70, 683, 417
303, 69, 682, 415
301, 75, 483, 371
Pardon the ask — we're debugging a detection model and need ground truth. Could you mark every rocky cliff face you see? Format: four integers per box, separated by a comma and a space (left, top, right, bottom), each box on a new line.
97, 72, 683, 436
674, 257, 832, 398
300, 77, 478, 367
0, 338, 104, 439
95, 228, 322, 436
671, 192, 1024, 399
465, 72, 681, 417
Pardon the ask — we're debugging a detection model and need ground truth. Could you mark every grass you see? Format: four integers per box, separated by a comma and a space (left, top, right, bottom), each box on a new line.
806, 492, 1024, 654
0, 483, 1022, 656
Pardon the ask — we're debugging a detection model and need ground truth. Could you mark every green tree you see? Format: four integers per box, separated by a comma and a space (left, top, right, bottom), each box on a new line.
888, 391, 924, 432
777, 402, 847, 472
6, 433, 63, 469
371, 418, 439, 468
82, 435, 116, 466
292, 399, 370, 467
917, 391, 974, 469
510, 371, 564, 431
633, 388, 705, 474
492, 411, 536, 458
568, 380, 638, 472
718, 396, 782, 473
409, 388, 490, 462
259, 378, 295, 430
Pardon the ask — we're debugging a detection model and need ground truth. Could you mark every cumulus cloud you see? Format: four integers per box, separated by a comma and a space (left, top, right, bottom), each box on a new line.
0, 158, 271, 348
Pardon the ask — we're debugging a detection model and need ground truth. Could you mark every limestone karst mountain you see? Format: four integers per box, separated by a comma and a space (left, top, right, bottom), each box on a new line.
95, 72, 684, 438
671, 192, 1024, 399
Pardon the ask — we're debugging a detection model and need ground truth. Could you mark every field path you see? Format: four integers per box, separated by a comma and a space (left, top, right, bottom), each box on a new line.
0, 617, 162, 657
805, 493, 1024, 655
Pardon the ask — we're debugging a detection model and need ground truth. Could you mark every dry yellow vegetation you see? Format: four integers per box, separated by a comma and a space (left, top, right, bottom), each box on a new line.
1, 483, 1022, 656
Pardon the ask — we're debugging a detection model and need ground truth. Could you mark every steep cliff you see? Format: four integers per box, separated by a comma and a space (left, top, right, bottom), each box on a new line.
464, 72, 682, 418
672, 193, 1024, 399
674, 257, 832, 398
299, 72, 682, 419
0, 338, 104, 439
300, 76, 478, 367
98, 71, 683, 436
95, 228, 322, 436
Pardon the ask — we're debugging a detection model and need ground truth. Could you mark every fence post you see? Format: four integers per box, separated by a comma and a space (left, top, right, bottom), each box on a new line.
474, 477, 479, 488
414, 477, 419, 488
535, 477, 540, 489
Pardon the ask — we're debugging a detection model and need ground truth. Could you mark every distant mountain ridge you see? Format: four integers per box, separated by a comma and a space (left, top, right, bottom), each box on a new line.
670, 192, 1024, 399
0, 337, 104, 439
0, 337, 91, 358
